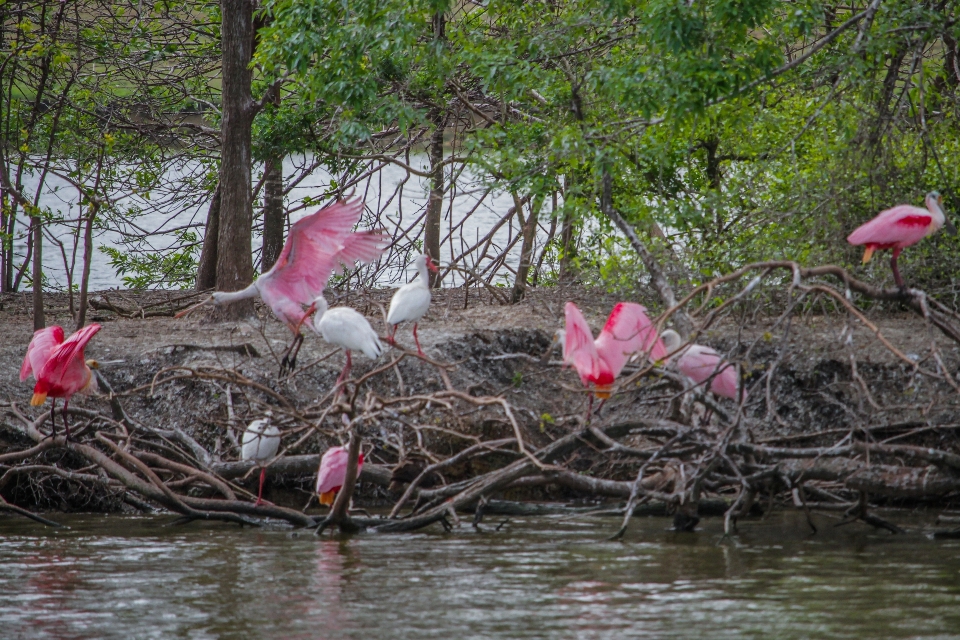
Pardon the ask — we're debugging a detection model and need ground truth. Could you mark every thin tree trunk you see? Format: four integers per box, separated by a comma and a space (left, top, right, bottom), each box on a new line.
511, 193, 543, 303
75, 204, 96, 329
196, 184, 220, 291
425, 113, 445, 288
559, 176, 577, 281
216, 0, 256, 317
424, 9, 446, 288
261, 157, 284, 271
1, 190, 8, 293
600, 170, 692, 336
31, 217, 43, 330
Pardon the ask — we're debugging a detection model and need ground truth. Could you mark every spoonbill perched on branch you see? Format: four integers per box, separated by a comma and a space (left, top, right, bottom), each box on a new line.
21, 324, 101, 440
316, 445, 365, 507
847, 191, 956, 289
176, 199, 387, 374
660, 330, 744, 403
241, 417, 281, 506
562, 302, 666, 414
306, 296, 383, 387
386, 254, 439, 357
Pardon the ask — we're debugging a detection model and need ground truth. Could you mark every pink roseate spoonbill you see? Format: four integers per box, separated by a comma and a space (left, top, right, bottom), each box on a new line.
386, 254, 439, 357
305, 296, 383, 387
563, 302, 667, 414
176, 199, 388, 374
847, 191, 956, 289
316, 445, 365, 507
21, 324, 101, 440
241, 417, 281, 506
660, 330, 745, 403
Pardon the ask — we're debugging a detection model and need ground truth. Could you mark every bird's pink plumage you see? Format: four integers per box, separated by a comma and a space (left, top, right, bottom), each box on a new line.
32, 324, 100, 398
20, 326, 64, 382
596, 302, 667, 371
847, 204, 934, 249
563, 302, 665, 389
677, 344, 742, 401
257, 200, 387, 328
316, 445, 365, 495
563, 303, 602, 385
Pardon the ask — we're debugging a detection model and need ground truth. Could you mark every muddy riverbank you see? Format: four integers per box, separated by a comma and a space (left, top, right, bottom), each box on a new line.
1, 285, 958, 527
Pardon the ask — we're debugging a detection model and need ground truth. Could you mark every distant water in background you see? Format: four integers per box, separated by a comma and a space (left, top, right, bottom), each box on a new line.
14, 154, 538, 290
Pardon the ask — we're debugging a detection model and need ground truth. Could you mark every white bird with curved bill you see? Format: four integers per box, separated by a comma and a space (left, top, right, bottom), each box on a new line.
386, 254, 438, 357
241, 417, 281, 506
306, 296, 383, 387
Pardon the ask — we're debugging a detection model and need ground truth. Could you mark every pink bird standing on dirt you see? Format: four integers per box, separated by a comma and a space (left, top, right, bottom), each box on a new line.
21, 324, 101, 439
562, 302, 667, 413
660, 330, 745, 403
846, 191, 955, 289
316, 445, 365, 507
177, 199, 388, 374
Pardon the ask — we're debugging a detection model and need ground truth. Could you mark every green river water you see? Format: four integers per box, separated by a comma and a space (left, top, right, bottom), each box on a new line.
1, 511, 959, 639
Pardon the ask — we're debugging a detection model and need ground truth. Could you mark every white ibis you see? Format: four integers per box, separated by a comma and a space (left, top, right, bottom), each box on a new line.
386, 254, 438, 357
241, 417, 281, 506
307, 296, 383, 386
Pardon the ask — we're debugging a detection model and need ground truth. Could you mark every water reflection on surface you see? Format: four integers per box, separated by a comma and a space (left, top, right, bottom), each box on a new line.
1, 512, 959, 639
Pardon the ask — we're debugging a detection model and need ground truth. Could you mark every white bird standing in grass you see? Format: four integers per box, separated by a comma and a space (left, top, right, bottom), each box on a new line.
386, 254, 438, 357
306, 296, 383, 386
241, 417, 281, 506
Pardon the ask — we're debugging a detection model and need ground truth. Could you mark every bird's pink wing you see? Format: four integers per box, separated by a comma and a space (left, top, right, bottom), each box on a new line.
35, 324, 100, 396
595, 303, 666, 377
21, 326, 64, 381
847, 205, 933, 247
563, 303, 601, 385
270, 199, 364, 274
316, 446, 349, 494
259, 203, 385, 307
331, 229, 389, 271
679, 345, 742, 401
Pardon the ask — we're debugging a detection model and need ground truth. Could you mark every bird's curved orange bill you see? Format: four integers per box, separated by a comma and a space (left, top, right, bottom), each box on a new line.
319, 490, 336, 506
595, 385, 612, 400
30, 392, 47, 406
861, 246, 875, 264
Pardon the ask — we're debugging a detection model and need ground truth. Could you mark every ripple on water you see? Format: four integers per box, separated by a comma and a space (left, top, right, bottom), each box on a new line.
0, 513, 959, 639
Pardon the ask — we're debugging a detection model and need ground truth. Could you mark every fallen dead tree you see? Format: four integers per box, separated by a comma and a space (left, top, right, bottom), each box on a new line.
2, 263, 960, 537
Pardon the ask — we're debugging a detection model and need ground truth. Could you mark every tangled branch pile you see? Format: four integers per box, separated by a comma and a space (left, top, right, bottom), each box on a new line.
3, 263, 960, 537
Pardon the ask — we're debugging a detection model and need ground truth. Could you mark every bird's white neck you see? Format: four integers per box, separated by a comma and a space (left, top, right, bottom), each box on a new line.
414, 258, 430, 287
310, 297, 329, 322
926, 195, 946, 227
212, 283, 259, 305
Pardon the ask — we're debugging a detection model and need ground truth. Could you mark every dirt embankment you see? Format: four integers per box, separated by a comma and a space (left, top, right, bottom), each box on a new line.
1, 286, 958, 520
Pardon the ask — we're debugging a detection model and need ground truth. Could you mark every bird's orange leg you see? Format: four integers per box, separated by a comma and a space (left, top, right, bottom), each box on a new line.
413, 323, 425, 358
256, 467, 267, 506
890, 248, 906, 290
